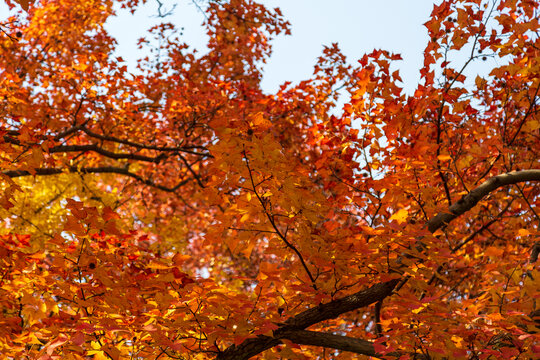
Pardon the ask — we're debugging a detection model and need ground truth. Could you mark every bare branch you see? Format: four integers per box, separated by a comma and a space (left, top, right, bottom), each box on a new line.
427, 170, 540, 233
279, 329, 379, 358
80, 126, 212, 157
48, 144, 168, 163
3, 166, 190, 192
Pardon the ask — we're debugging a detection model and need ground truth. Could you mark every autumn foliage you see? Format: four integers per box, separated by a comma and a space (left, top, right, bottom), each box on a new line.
0, 0, 539, 359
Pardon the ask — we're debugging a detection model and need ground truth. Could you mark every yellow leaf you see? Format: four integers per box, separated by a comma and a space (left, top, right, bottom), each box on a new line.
390, 208, 408, 224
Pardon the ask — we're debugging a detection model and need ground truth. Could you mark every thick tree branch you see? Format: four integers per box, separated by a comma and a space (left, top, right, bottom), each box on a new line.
218, 170, 540, 359
216, 279, 399, 360
283, 279, 399, 329
279, 329, 379, 357
426, 170, 540, 233
530, 242, 540, 263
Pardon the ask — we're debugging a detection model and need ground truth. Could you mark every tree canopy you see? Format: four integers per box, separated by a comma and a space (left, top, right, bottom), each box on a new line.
0, 0, 539, 359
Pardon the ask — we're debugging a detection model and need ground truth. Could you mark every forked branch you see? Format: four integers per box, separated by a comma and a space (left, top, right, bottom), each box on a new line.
217, 169, 540, 359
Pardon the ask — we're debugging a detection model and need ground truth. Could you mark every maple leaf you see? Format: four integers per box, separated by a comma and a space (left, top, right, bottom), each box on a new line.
389, 208, 409, 224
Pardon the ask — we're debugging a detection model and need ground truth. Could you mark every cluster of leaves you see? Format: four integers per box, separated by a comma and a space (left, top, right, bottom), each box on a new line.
0, 0, 539, 359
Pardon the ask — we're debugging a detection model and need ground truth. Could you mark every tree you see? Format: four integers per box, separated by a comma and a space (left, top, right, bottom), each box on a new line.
0, 0, 539, 358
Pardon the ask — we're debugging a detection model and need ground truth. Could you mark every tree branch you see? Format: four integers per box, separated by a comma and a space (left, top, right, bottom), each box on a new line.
48, 144, 169, 163
284, 280, 399, 329
427, 170, 540, 233
242, 149, 317, 288
279, 329, 379, 357
216, 279, 399, 360
217, 169, 540, 359
2, 127, 213, 158
3, 166, 190, 192
80, 125, 212, 157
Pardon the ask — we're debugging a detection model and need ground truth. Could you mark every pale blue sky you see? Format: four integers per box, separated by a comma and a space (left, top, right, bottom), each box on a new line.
105, 0, 437, 94
1, 1, 442, 93
257, 0, 435, 93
